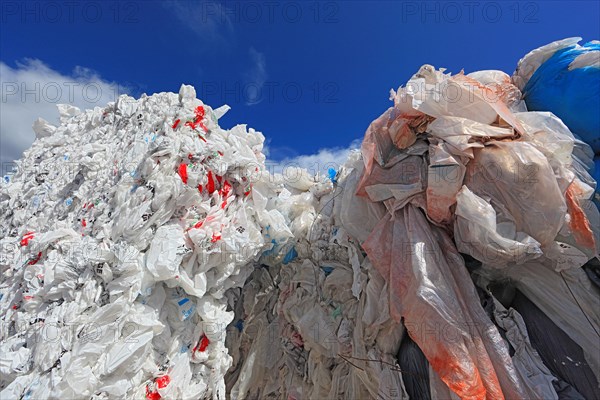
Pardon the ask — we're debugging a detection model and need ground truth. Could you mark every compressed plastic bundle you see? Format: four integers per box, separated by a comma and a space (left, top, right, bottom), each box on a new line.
0, 85, 295, 399
225, 153, 411, 399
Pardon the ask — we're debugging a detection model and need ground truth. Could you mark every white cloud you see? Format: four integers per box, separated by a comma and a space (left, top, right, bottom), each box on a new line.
266, 139, 362, 177
0, 59, 126, 167
164, 0, 234, 45
243, 47, 267, 106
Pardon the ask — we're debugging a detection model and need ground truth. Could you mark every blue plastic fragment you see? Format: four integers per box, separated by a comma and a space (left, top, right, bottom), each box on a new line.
321, 266, 334, 276
234, 319, 244, 332
182, 307, 193, 320
282, 247, 298, 264
261, 239, 278, 256
178, 298, 189, 306
327, 167, 338, 184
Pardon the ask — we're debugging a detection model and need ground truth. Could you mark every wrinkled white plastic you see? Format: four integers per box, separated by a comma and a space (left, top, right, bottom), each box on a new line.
455, 186, 543, 267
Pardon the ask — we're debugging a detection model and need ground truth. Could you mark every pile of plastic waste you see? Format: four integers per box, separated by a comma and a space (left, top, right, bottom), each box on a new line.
0, 85, 304, 399
1, 38, 599, 400
224, 61, 600, 399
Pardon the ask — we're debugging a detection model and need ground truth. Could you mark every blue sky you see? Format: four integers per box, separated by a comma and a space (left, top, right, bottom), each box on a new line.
1, 0, 599, 170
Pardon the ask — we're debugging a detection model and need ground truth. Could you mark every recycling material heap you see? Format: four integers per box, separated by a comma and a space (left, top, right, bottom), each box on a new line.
1, 40, 599, 400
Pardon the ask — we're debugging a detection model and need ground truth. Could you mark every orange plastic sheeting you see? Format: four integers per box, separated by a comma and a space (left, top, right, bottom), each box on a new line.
565, 180, 597, 250
363, 205, 528, 399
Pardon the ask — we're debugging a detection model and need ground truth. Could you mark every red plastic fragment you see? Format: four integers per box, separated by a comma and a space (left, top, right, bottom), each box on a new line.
178, 163, 188, 184
172, 119, 181, 129
193, 334, 210, 352
207, 171, 216, 194
199, 334, 210, 351
197, 184, 203, 193
20, 232, 35, 247
194, 106, 208, 132
211, 233, 221, 243
219, 180, 232, 198
155, 375, 170, 389
81, 219, 87, 228
28, 252, 42, 265
194, 106, 205, 119
146, 385, 161, 400
184, 106, 208, 133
